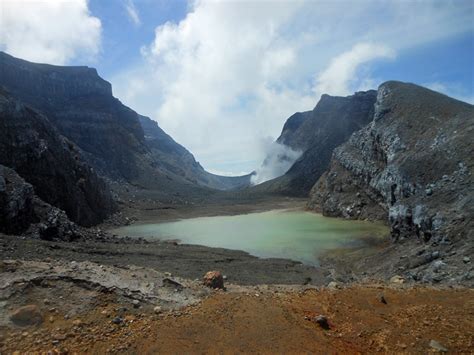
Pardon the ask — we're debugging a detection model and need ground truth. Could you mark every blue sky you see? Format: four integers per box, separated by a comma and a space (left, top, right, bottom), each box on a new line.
1, 0, 473, 175
88, 0, 188, 78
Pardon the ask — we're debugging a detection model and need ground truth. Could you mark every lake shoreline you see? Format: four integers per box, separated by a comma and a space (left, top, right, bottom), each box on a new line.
110, 208, 389, 267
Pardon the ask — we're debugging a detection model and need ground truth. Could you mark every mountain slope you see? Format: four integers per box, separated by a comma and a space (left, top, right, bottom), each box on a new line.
253, 91, 376, 195
309, 81, 474, 243
139, 115, 252, 190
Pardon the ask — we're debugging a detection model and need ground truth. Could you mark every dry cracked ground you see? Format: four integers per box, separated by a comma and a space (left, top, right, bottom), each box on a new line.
1, 259, 473, 354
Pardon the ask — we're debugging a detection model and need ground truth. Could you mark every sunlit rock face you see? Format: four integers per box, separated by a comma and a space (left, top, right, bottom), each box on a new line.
310, 81, 474, 243
252, 90, 377, 195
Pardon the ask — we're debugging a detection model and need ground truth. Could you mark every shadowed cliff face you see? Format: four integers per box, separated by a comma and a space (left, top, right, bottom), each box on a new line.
253, 90, 376, 195
0, 90, 116, 227
309, 81, 474, 243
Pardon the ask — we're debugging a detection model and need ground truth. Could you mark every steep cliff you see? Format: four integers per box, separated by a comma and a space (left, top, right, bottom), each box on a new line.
0, 90, 116, 226
254, 91, 376, 195
309, 81, 474, 243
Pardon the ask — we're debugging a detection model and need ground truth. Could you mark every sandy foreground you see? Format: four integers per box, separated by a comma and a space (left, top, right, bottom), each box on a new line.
1, 258, 473, 354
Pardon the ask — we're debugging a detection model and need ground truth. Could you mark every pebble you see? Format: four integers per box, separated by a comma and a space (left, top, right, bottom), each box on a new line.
112, 317, 123, 324
463, 256, 470, 263
432, 260, 446, 272
379, 293, 387, 304
153, 306, 162, 314
132, 300, 140, 308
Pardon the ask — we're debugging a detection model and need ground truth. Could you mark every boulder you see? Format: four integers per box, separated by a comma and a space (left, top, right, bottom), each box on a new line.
203, 271, 225, 289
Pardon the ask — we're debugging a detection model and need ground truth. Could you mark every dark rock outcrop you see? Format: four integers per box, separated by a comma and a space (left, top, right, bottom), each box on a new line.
0, 165, 36, 234
0, 90, 115, 226
0, 164, 78, 240
254, 91, 377, 195
309, 81, 474, 243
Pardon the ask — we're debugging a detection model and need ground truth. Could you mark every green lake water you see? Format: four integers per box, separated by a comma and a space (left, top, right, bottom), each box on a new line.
112, 210, 388, 266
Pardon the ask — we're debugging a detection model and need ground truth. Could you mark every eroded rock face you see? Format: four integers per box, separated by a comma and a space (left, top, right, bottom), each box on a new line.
253, 91, 377, 195
0, 90, 116, 227
309, 81, 474, 243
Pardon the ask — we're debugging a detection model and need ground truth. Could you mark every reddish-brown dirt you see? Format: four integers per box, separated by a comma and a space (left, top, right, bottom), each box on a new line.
2, 286, 473, 354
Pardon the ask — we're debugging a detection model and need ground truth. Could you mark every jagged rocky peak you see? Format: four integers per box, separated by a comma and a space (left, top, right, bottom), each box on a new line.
309, 80, 474, 243
252, 90, 377, 195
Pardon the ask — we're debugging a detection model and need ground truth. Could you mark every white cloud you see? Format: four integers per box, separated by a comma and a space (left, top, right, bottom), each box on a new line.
314, 43, 395, 97
124, 0, 141, 27
112, 0, 473, 174
0, 0, 101, 65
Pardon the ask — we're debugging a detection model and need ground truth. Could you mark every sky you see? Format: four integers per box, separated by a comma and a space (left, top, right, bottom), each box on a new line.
0, 0, 473, 176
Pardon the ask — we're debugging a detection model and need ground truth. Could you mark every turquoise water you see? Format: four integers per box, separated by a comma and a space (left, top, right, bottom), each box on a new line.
112, 210, 388, 265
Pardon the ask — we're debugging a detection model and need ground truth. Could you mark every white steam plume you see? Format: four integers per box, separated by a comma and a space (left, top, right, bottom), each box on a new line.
251, 140, 302, 185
